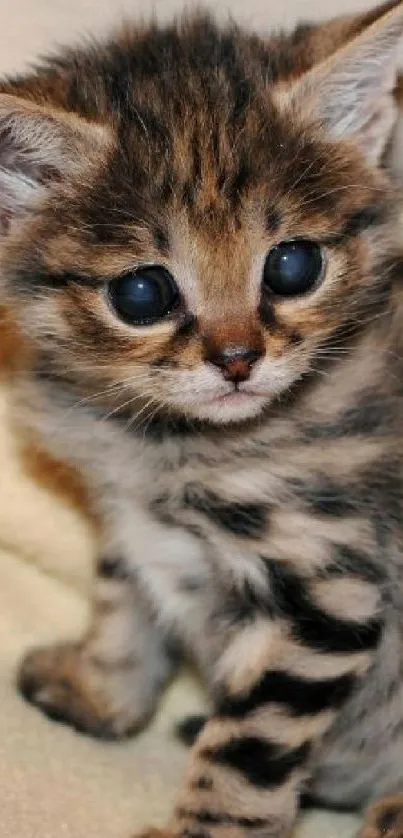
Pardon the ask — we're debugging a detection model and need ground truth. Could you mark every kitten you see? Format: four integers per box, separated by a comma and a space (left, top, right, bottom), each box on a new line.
1, 1, 403, 837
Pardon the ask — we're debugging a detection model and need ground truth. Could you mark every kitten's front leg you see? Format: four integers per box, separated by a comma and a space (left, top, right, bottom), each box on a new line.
139, 554, 383, 838
18, 553, 177, 738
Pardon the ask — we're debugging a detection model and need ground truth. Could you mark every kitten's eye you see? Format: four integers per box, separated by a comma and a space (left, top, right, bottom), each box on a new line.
263, 240, 323, 296
109, 266, 179, 325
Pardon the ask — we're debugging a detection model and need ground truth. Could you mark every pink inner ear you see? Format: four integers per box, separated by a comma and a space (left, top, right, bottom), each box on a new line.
283, 5, 403, 165
352, 94, 397, 163
0, 95, 110, 237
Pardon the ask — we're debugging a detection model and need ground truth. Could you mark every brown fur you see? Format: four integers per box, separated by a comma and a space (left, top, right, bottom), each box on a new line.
1, 3, 403, 838
19, 439, 96, 521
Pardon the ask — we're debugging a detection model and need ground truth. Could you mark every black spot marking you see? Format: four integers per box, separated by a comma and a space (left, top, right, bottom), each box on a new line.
149, 493, 175, 526
339, 398, 391, 436
258, 295, 278, 328
173, 314, 197, 341
377, 806, 401, 835
303, 392, 391, 440
178, 808, 269, 829
220, 579, 273, 625
223, 155, 252, 204
300, 792, 360, 813
266, 206, 281, 233
178, 809, 225, 826
264, 557, 382, 653
216, 670, 354, 718
192, 776, 214, 791
340, 204, 388, 241
184, 485, 268, 538
137, 413, 204, 440
176, 714, 208, 746
132, 105, 173, 153
182, 180, 196, 209
191, 130, 202, 183
152, 224, 170, 253
326, 545, 384, 586
180, 830, 210, 838
297, 477, 356, 518
234, 817, 270, 830
230, 75, 253, 124
151, 356, 179, 369
23, 269, 99, 291
203, 736, 310, 787
160, 174, 174, 203
289, 329, 302, 345
97, 556, 129, 580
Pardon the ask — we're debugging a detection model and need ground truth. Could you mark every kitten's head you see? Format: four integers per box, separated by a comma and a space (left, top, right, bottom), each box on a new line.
1, 0, 402, 427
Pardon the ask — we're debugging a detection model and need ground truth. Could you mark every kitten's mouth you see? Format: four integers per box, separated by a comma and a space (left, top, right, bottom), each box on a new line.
175, 381, 277, 424
212, 387, 268, 403
188, 386, 270, 425
198, 386, 270, 423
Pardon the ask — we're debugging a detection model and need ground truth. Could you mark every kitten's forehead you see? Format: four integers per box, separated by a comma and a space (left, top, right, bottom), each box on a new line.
64, 19, 385, 248
4, 9, 391, 283
69, 103, 381, 266
29, 15, 354, 237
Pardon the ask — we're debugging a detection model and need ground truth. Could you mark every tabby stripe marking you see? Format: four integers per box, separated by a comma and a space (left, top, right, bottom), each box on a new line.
264, 558, 382, 653
322, 203, 388, 245
184, 486, 268, 538
97, 556, 129, 580
202, 736, 310, 788
178, 808, 268, 828
325, 545, 385, 585
216, 670, 354, 718
298, 477, 356, 517
180, 830, 210, 838
191, 776, 213, 791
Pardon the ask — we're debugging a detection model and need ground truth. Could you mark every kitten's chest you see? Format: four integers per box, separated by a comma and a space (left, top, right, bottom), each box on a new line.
103, 436, 275, 610
101, 447, 214, 623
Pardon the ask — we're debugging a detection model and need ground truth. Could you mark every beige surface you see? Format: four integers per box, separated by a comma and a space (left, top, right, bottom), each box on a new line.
0, 0, 378, 76
0, 0, 377, 836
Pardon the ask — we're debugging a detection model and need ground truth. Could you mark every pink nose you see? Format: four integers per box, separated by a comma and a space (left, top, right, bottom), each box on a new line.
205, 345, 263, 383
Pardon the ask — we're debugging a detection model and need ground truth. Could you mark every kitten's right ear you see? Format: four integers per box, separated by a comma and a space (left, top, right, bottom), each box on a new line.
278, 0, 403, 164
0, 94, 111, 234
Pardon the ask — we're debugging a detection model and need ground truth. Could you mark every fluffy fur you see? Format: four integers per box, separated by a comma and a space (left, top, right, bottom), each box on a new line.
1, 3, 403, 838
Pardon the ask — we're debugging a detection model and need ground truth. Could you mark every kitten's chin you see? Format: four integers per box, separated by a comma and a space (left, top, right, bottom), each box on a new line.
181, 392, 270, 425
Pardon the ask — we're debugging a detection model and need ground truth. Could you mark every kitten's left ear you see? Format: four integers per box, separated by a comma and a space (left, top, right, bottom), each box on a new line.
280, 1, 403, 163
0, 93, 111, 234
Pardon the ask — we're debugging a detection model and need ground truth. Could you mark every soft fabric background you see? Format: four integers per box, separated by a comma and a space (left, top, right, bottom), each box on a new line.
0, 1, 395, 836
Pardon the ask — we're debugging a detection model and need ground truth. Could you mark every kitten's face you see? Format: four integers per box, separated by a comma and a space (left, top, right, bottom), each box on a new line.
0, 10, 397, 426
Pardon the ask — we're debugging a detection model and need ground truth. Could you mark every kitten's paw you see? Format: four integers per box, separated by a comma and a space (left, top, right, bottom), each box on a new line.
18, 643, 145, 740
359, 795, 403, 838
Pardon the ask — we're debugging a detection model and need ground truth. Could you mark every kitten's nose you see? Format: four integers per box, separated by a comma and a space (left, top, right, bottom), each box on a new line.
206, 345, 263, 383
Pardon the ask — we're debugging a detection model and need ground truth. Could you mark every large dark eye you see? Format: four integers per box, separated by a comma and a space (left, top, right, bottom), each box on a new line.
109, 266, 179, 325
263, 240, 323, 296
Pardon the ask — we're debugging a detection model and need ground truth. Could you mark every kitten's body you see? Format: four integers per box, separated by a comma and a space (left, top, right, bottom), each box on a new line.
2, 3, 403, 837
21, 312, 403, 813
23, 317, 403, 812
